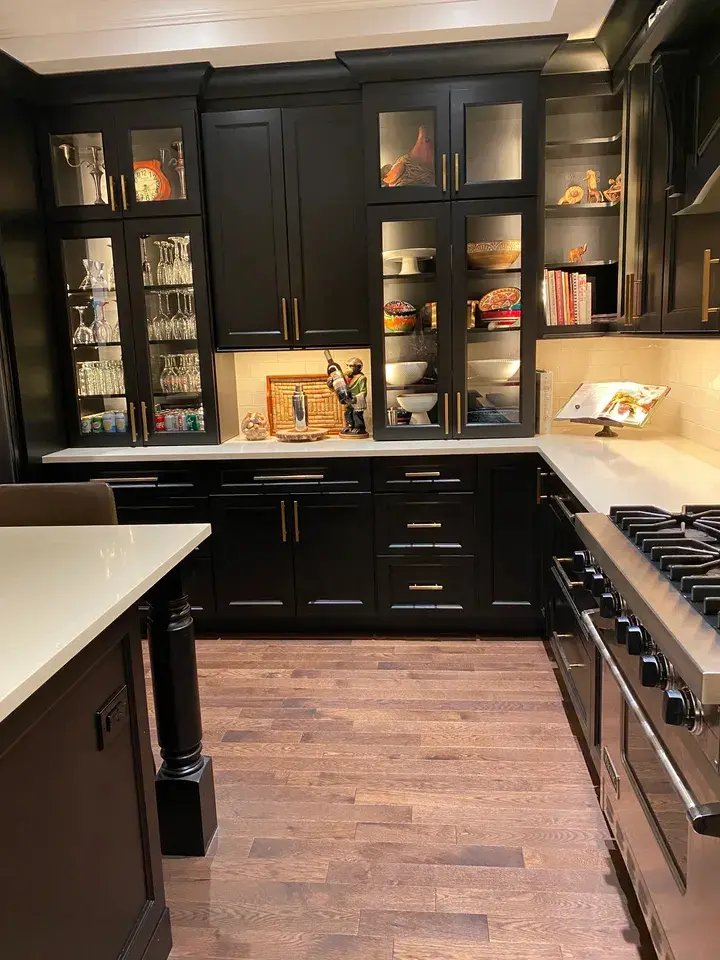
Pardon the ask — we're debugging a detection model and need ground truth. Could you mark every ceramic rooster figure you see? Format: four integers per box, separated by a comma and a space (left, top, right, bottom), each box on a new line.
382, 126, 435, 187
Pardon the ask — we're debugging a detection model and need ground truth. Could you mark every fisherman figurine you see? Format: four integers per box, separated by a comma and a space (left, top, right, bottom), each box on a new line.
326, 352, 368, 438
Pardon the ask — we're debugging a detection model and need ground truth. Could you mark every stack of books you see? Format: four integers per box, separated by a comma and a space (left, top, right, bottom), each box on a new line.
543, 269, 593, 326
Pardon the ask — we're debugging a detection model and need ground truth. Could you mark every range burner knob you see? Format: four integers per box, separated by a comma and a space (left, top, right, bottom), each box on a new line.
640, 654, 669, 688
589, 573, 608, 598
627, 625, 652, 656
615, 614, 636, 645
573, 550, 592, 572
600, 591, 621, 619
582, 566, 600, 590
663, 688, 698, 729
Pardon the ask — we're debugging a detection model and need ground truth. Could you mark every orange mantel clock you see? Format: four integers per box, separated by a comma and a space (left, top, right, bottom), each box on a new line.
133, 160, 172, 202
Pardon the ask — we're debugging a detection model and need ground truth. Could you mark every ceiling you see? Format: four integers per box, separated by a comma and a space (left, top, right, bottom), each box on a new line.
0, 0, 616, 74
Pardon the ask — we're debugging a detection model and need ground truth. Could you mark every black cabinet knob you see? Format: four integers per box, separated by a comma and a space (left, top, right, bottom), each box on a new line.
663, 688, 691, 727
600, 592, 619, 619
640, 654, 668, 688
615, 614, 633, 645
573, 550, 591, 572
627, 625, 650, 656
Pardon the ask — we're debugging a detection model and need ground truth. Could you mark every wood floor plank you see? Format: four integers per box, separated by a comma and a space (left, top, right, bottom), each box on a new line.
159, 635, 649, 960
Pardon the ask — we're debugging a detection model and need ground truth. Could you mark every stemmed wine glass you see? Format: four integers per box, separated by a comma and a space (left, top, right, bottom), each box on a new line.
89, 299, 112, 344
72, 304, 94, 344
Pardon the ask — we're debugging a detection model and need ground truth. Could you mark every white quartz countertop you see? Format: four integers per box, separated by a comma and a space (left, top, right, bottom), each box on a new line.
43, 431, 720, 515
0, 523, 210, 724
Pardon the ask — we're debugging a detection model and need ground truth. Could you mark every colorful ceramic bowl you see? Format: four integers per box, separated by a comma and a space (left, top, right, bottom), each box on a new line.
478, 287, 521, 313
383, 300, 417, 335
466, 240, 521, 270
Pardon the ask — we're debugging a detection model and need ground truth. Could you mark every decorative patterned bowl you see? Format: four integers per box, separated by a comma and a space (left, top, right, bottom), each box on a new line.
384, 300, 417, 335
466, 240, 521, 270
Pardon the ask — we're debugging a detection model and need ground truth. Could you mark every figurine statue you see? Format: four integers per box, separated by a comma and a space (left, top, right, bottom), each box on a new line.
568, 243, 588, 264
557, 184, 583, 205
584, 169, 604, 204
604, 174, 623, 204
325, 351, 368, 438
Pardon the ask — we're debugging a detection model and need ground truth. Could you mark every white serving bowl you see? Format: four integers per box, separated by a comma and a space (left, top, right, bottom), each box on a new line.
397, 392, 438, 424
385, 361, 428, 388
466, 358, 520, 383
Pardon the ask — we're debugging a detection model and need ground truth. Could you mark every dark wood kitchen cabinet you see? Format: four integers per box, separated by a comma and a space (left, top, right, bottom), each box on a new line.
363, 74, 540, 205
203, 104, 368, 350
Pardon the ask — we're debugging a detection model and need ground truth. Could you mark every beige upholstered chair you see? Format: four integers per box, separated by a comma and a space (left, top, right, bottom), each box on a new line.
0, 482, 118, 526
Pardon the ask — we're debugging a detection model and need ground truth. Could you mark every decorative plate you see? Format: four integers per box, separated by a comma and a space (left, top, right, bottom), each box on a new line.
479, 287, 521, 313
133, 160, 172, 202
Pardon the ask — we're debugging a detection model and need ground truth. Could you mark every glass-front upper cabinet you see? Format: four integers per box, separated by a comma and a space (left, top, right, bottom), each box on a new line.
44, 102, 200, 220
451, 198, 537, 437
57, 223, 138, 445
369, 204, 452, 440
124, 218, 217, 444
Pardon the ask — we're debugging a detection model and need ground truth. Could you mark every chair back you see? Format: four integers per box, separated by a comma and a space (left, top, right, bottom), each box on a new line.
0, 482, 118, 526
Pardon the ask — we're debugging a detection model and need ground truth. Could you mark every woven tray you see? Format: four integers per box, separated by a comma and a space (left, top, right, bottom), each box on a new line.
266, 374, 344, 436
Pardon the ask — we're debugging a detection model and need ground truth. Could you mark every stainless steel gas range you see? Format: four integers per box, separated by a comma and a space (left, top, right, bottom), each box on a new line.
572, 506, 720, 960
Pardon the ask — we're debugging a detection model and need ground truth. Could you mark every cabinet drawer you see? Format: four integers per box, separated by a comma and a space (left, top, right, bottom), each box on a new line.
377, 557, 476, 615
215, 459, 371, 493
375, 493, 475, 554
75, 465, 206, 497
373, 457, 476, 492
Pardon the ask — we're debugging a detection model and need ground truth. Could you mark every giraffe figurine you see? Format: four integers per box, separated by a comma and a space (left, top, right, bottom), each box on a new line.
583, 169, 604, 204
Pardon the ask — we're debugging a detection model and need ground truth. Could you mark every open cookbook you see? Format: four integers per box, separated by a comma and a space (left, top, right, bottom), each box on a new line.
556, 381, 670, 428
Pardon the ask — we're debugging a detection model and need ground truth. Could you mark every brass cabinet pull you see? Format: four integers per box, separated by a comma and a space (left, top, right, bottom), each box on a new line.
120, 174, 129, 210
553, 635, 585, 671
280, 500, 288, 542
441, 153, 447, 192
281, 298, 289, 340
405, 470, 440, 478
409, 584, 443, 592
293, 500, 300, 542
701, 249, 720, 322
254, 473, 323, 481
92, 475, 158, 484
536, 467, 549, 503
128, 402, 138, 443
140, 400, 149, 441
108, 175, 116, 212
293, 298, 300, 339
454, 152, 460, 192
407, 522, 442, 529
624, 274, 633, 324
444, 392, 449, 436
456, 391, 462, 434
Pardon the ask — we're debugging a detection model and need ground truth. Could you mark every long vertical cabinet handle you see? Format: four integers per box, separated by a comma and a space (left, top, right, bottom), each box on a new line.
454, 153, 460, 192
280, 298, 289, 340
140, 401, 149, 442
441, 154, 447, 193
280, 500, 288, 542
456, 392, 462, 435
108, 175, 117, 212
444, 393, 449, 436
128, 402, 138, 444
701, 249, 720, 322
120, 174, 129, 211
293, 298, 301, 340
624, 274, 633, 325
293, 500, 300, 542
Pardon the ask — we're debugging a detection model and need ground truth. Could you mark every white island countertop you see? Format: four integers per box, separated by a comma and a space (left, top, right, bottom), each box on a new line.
44, 431, 720, 515
0, 522, 210, 724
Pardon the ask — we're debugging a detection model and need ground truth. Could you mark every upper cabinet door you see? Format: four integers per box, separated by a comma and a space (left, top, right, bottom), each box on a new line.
43, 107, 121, 221
282, 104, 369, 346
203, 109, 292, 350
114, 102, 202, 217
450, 74, 540, 200
363, 84, 451, 204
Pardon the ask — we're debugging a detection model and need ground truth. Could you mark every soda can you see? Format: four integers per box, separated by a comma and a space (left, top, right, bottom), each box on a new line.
179, 412, 189, 431
164, 412, 178, 432
102, 411, 117, 433
115, 410, 127, 433
186, 412, 198, 431
91, 414, 104, 434
155, 413, 166, 432
197, 410, 205, 431
80, 415, 92, 435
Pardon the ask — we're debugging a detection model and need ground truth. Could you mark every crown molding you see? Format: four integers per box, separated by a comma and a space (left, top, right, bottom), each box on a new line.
204, 59, 357, 100
40, 62, 213, 104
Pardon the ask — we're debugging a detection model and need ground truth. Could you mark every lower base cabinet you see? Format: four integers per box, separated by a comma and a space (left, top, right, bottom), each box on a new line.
376, 556, 476, 618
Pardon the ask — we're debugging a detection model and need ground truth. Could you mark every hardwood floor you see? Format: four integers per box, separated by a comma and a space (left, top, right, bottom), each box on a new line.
151, 637, 653, 960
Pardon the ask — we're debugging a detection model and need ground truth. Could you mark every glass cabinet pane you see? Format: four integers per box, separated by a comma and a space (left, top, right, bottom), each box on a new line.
464, 212, 522, 426
50, 133, 109, 207
130, 128, 186, 204
379, 111, 436, 190
138, 232, 206, 434
61, 237, 129, 437
381, 218, 440, 428
465, 102, 522, 184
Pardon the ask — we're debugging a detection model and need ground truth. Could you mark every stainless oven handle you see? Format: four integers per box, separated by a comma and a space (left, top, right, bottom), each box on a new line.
581, 611, 720, 838
552, 633, 586, 670
552, 556, 583, 590
551, 493, 576, 526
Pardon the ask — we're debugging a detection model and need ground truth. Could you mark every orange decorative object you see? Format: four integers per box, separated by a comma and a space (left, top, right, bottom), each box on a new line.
604, 174, 623, 203
557, 185, 584, 205
382, 126, 435, 187
568, 243, 588, 264
478, 287, 521, 313
133, 160, 172, 202
583, 169, 604, 204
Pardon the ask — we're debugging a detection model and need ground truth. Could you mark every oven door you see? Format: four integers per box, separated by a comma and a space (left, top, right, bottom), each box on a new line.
584, 612, 720, 960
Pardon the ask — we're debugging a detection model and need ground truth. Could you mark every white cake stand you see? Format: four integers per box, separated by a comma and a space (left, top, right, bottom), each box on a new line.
383, 248, 436, 276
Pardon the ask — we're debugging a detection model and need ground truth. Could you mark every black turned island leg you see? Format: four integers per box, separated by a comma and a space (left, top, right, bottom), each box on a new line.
147, 567, 217, 856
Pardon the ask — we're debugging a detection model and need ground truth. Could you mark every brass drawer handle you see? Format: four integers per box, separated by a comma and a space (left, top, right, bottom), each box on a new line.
456, 392, 462, 434
280, 500, 288, 542
454, 152, 460, 192
293, 297, 300, 339
108, 175, 116, 212
120, 173, 129, 210
405, 471, 440, 478
92, 475, 158, 484
293, 500, 300, 542
409, 584, 444, 592
140, 400, 149, 442
702, 249, 720, 322
281, 298, 289, 340
444, 392, 449, 436
254, 474, 324, 481
407, 522, 442, 529
441, 153, 447, 192
128, 402, 137, 444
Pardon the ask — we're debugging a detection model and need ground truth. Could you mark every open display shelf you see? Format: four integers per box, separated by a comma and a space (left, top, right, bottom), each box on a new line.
546, 133, 622, 160
545, 202, 620, 218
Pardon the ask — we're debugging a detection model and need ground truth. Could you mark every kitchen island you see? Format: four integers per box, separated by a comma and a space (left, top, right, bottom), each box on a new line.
0, 523, 212, 960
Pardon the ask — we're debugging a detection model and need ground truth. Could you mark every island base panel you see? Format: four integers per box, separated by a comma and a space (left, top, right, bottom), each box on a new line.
156, 754, 218, 856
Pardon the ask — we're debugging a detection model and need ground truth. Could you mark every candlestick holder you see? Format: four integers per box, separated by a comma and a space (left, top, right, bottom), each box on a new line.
56, 142, 106, 205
